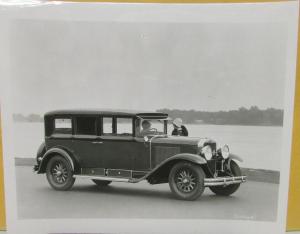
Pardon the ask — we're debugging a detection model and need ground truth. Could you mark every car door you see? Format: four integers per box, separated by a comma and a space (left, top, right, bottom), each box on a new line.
71, 115, 104, 169
99, 116, 135, 170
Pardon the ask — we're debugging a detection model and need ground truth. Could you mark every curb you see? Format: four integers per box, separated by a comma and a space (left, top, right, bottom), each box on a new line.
15, 158, 36, 166
241, 168, 279, 184
15, 157, 280, 184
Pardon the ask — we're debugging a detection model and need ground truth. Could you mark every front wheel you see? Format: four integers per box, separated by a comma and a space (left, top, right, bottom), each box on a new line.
209, 160, 241, 196
46, 155, 75, 191
169, 162, 205, 201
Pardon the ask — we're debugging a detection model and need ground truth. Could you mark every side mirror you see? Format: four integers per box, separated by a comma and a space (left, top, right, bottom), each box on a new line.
144, 136, 149, 142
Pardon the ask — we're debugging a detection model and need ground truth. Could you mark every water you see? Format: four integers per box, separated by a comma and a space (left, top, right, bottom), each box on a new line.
11, 122, 282, 171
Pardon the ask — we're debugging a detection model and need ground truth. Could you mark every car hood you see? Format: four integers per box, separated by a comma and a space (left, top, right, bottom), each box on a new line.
151, 135, 211, 146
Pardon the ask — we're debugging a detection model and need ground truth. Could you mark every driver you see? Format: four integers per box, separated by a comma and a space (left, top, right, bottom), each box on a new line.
140, 120, 152, 136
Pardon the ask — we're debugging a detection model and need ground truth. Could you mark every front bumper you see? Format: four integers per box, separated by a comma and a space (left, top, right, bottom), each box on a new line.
204, 176, 247, 187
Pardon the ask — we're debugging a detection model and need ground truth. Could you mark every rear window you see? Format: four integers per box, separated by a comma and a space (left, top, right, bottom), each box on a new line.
53, 118, 72, 134
75, 117, 97, 135
103, 117, 113, 135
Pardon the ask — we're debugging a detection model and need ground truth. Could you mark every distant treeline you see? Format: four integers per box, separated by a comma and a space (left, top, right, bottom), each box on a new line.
158, 106, 283, 126
13, 106, 284, 126
13, 113, 43, 123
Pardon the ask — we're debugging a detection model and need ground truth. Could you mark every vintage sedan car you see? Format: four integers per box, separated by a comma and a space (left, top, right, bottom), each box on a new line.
34, 109, 246, 200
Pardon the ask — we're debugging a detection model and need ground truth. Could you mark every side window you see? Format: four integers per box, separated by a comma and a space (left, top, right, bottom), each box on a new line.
116, 118, 133, 136
76, 117, 97, 135
103, 117, 113, 135
53, 118, 72, 134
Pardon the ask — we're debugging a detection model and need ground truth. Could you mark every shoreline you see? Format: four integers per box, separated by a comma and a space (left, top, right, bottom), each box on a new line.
13, 121, 283, 128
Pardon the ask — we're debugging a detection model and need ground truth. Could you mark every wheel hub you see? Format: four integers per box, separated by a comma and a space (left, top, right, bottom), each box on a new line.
176, 169, 196, 193
56, 170, 63, 176
182, 178, 190, 184
52, 162, 67, 184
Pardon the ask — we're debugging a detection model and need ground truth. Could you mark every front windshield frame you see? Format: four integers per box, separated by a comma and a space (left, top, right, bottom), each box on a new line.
135, 117, 169, 137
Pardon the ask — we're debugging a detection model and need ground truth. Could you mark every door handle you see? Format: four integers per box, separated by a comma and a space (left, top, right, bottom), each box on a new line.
92, 141, 103, 144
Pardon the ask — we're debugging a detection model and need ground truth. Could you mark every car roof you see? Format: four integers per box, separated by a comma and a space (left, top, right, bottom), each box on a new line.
44, 109, 169, 119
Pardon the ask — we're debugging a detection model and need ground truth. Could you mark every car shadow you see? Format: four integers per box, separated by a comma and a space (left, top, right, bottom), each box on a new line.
70, 184, 174, 200
65, 183, 241, 202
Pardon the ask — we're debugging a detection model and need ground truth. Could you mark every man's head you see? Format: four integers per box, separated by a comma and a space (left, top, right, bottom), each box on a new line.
142, 120, 151, 130
173, 118, 183, 128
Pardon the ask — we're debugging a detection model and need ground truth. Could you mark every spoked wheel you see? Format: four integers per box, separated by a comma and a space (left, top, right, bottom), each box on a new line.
176, 168, 197, 193
209, 160, 241, 196
169, 162, 205, 201
46, 155, 75, 190
92, 180, 112, 186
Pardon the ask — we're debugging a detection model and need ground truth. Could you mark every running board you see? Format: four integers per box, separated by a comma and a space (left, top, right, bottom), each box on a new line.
74, 174, 247, 186
74, 175, 130, 183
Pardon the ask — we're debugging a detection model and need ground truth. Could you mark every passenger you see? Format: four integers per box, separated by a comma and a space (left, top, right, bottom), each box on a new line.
172, 118, 188, 136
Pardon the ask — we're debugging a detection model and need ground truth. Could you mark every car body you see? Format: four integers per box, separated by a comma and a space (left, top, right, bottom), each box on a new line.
34, 109, 246, 200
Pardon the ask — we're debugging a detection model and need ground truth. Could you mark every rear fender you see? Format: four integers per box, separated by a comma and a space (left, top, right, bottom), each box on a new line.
36, 142, 46, 158
36, 147, 75, 174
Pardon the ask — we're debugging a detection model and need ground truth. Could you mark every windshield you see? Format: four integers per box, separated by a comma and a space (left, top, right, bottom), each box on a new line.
136, 118, 167, 137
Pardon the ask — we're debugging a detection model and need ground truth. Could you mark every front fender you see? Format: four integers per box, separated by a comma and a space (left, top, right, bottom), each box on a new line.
229, 153, 243, 163
145, 153, 206, 179
36, 147, 75, 173
164, 153, 207, 165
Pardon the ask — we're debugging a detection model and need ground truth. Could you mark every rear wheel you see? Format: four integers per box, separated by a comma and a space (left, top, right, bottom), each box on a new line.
46, 155, 75, 191
209, 160, 241, 196
92, 180, 112, 186
169, 162, 205, 201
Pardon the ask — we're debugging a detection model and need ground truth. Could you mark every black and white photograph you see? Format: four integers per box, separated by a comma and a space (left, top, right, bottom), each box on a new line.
0, 1, 298, 234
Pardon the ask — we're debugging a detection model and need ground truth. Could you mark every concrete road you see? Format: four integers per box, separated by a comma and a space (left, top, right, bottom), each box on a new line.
16, 166, 278, 221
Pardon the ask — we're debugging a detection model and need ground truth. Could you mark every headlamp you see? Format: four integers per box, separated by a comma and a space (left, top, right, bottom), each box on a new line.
201, 145, 213, 160
221, 145, 230, 159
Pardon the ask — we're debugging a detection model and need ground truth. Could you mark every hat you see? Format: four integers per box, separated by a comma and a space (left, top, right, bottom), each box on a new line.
173, 118, 183, 127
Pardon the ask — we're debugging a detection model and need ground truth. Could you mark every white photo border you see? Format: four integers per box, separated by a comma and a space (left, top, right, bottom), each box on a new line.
0, 1, 298, 233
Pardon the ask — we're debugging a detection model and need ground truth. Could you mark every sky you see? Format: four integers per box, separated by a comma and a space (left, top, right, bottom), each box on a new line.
9, 19, 287, 115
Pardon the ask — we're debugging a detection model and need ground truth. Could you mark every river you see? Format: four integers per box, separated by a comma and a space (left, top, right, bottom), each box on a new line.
11, 122, 282, 171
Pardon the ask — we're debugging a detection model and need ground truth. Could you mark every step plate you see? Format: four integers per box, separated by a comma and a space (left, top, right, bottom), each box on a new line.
74, 175, 130, 182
